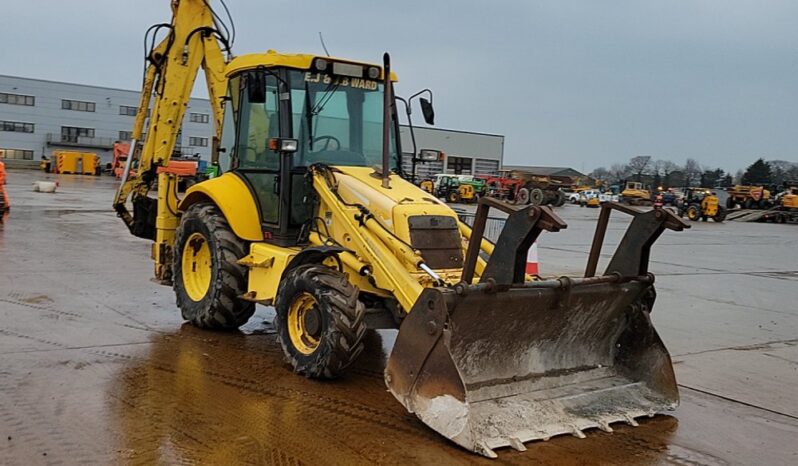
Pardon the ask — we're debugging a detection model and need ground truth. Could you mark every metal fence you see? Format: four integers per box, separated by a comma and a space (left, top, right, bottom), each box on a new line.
455, 211, 506, 243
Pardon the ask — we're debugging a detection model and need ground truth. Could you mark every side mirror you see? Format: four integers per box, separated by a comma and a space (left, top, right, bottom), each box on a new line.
417, 149, 442, 162
420, 97, 435, 125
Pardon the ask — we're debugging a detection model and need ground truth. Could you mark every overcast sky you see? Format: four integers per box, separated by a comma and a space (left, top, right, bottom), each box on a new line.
5, 1, 797, 172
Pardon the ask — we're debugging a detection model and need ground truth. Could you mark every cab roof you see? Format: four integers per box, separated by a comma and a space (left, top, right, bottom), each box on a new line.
225, 50, 398, 81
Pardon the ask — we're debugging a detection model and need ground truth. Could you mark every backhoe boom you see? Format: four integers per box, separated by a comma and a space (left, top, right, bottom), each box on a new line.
114, 0, 227, 241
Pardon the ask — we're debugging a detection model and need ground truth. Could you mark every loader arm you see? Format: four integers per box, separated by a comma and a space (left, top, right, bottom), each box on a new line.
114, 0, 228, 239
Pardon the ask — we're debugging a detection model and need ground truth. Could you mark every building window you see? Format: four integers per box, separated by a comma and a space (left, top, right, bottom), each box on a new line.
0, 148, 35, 160
446, 156, 472, 175
0, 92, 35, 106
119, 105, 138, 116
61, 126, 95, 143
62, 99, 96, 112
119, 131, 145, 142
1, 121, 34, 133
189, 136, 208, 147
190, 113, 210, 124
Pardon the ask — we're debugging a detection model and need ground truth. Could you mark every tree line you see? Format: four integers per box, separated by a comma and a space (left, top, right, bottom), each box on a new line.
589, 156, 798, 189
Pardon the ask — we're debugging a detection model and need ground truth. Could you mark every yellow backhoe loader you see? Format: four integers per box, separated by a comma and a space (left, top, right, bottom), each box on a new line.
114, 0, 687, 457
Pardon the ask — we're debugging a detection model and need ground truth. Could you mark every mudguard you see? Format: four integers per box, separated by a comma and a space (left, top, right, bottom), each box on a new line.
179, 173, 262, 241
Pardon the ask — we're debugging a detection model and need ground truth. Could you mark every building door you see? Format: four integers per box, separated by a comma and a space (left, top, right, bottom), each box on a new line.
474, 158, 499, 176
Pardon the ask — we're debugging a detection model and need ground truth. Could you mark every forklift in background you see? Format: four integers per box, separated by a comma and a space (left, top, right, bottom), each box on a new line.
678, 188, 726, 222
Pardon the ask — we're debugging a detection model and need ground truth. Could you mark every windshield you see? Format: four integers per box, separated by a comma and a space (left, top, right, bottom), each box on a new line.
287, 70, 399, 170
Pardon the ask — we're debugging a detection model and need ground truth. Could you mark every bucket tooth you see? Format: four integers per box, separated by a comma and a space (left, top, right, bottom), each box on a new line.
508, 437, 527, 452
597, 421, 614, 433
571, 426, 587, 439
477, 441, 498, 459
624, 414, 640, 427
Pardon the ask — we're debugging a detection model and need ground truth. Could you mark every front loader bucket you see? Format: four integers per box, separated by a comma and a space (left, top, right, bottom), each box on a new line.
385, 279, 678, 457
386, 200, 687, 457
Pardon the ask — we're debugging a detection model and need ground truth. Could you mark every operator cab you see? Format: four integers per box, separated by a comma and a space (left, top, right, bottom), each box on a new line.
216, 52, 403, 246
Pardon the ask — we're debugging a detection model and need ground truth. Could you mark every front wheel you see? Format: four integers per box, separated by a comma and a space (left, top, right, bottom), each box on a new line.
713, 207, 727, 222
173, 202, 255, 329
686, 205, 701, 221
274, 264, 367, 378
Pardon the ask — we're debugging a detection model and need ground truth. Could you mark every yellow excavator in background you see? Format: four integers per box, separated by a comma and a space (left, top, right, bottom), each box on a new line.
114, 0, 688, 457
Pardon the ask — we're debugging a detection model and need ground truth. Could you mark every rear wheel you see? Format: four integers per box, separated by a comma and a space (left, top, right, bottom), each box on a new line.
529, 188, 544, 206
744, 198, 754, 209
447, 191, 461, 203
173, 202, 255, 329
553, 191, 566, 207
274, 264, 366, 378
516, 188, 530, 205
686, 205, 701, 221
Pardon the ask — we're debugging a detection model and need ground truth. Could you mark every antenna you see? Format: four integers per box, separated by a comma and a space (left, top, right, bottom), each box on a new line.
318, 32, 331, 57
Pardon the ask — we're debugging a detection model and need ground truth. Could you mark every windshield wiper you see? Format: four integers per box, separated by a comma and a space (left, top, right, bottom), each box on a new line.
306, 80, 340, 151
310, 81, 340, 118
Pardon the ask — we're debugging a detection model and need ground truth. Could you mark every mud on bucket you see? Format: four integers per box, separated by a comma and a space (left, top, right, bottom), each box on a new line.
385, 281, 678, 458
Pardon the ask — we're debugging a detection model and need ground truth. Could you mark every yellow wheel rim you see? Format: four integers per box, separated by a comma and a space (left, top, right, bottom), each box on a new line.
287, 292, 322, 355
688, 208, 699, 221
182, 232, 212, 301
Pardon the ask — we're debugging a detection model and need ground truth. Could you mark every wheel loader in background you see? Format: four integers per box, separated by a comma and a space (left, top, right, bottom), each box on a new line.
113, 0, 687, 457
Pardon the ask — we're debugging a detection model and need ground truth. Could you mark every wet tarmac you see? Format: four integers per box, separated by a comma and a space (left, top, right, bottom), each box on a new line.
1, 169, 797, 465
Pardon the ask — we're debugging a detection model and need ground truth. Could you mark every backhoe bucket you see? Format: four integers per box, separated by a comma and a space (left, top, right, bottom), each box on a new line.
385, 201, 686, 457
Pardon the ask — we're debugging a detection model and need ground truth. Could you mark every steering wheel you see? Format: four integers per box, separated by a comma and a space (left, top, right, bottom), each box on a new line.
311, 135, 341, 151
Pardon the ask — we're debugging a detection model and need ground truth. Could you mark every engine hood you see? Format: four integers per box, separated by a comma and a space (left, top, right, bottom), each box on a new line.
332, 166, 459, 243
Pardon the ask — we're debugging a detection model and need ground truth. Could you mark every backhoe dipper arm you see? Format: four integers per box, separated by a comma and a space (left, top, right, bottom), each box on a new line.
114, 0, 228, 238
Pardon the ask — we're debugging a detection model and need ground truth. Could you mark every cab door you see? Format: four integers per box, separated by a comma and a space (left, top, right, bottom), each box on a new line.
218, 72, 282, 229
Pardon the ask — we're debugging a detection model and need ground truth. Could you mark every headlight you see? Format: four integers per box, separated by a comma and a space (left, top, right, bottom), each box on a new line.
314, 58, 328, 71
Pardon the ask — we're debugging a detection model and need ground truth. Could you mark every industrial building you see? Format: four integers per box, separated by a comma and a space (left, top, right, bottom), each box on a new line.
0, 74, 213, 167
399, 126, 504, 180
1, 74, 505, 176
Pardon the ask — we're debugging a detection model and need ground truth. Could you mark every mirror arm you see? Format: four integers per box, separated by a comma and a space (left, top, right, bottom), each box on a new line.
395, 96, 419, 184
409, 88, 433, 105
